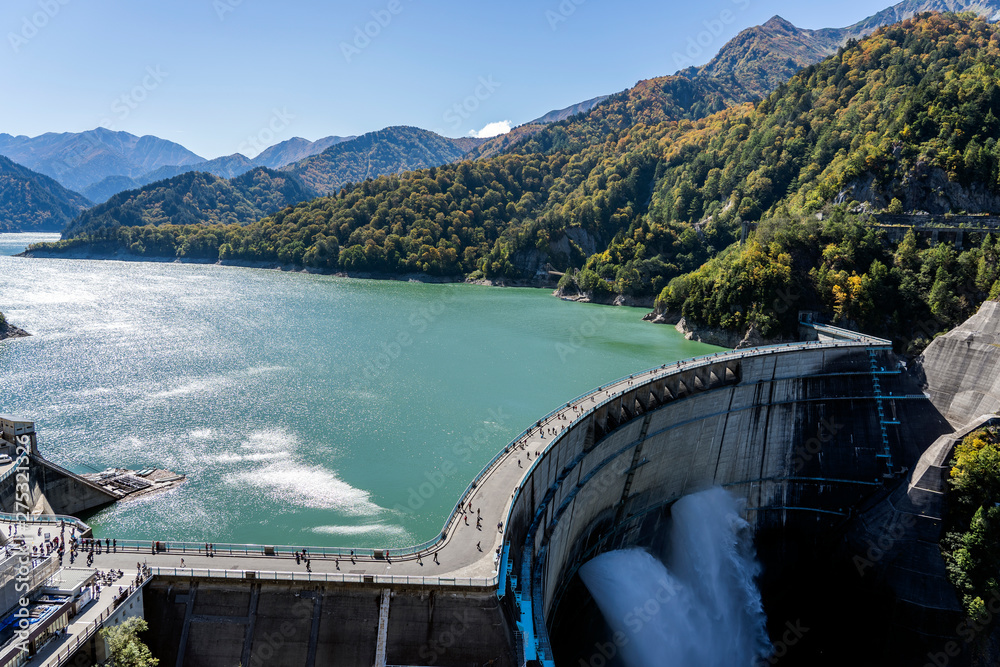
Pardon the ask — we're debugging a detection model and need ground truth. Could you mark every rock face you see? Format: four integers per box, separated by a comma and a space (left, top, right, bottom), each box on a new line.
844, 166, 1000, 214
918, 299, 1000, 427
846, 299, 1000, 666
0, 318, 29, 341
668, 316, 793, 349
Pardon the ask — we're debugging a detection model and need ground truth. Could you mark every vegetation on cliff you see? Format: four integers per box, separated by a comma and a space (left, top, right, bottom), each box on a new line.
944, 426, 1000, 617
281, 126, 484, 195
656, 211, 1000, 346
0, 155, 92, 232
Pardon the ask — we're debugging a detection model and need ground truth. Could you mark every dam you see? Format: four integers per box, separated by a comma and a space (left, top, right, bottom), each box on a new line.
1, 307, 998, 666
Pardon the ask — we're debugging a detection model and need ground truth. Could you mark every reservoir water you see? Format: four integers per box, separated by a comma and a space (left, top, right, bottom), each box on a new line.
0, 233, 722, 547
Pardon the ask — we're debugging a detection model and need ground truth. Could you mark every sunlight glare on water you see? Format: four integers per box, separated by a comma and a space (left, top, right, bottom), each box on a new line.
0, 233, 722, 547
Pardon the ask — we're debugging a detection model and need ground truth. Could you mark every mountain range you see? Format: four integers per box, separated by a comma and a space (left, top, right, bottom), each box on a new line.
49, 126, 491, 237
0, 129, 357, 205
37, 11, 1000, 292
63, 167, 314, 240
6, 0, 1000, 237
282, 127, 485, 195
0, 128, 203, 194
686, 1, 1000, 97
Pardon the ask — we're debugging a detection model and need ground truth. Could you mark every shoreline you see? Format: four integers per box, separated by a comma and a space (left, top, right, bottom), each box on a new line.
16, 246, 770, 341
18, 247, 559, 287
19, 248, 658, 309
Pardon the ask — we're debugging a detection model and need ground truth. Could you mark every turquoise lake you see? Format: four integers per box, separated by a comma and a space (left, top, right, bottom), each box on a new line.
0, 233, 722, 548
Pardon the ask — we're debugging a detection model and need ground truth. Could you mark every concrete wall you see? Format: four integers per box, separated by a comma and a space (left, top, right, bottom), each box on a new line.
143, 578, 515, 667
0, 455, 117, 517
47, 336, 967, 666
498, 343, 950, 662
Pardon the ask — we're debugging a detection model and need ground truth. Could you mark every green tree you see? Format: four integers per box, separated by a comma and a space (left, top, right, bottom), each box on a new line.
99, 617, 159, 667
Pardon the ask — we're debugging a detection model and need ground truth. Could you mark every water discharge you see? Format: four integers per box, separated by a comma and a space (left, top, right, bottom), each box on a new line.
579, 487, 772, 667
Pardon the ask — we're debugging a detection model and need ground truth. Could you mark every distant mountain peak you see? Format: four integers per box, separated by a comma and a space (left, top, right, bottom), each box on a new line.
0, 128, 204, 193
762, 15, 796, 29
282, 126, 484, 195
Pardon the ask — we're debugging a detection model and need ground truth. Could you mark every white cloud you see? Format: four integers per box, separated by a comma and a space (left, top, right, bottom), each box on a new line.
468, 120, 512, 138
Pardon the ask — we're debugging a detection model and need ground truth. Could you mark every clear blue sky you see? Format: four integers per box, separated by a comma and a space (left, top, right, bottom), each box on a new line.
1, 0, 902, 159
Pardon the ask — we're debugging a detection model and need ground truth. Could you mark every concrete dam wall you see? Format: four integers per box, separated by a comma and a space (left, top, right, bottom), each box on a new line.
842, 299, 1000, 666
500, 340, 949, 663
142, 577, 515, 667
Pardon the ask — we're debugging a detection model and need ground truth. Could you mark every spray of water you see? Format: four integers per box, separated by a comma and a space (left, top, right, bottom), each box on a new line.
579, 487, 772, 667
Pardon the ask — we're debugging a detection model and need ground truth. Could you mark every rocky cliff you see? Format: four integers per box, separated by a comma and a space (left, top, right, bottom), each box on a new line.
0, 314, 29, 341
918, 299, 1000, 427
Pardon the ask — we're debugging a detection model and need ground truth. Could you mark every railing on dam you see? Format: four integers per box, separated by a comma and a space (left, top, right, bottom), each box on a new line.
496, 335, 894, 664
24, 332, 895, 599
0, 511, 90, 535
147, 566, 498, 588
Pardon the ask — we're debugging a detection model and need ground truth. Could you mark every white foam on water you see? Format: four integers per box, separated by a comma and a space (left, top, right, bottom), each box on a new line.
149, 377, 228, 399
226, 461, 384, 515
206, 451, 291, 464
312, 523, 411, 538
580, 487, 772, 667
240, 428, 298, 453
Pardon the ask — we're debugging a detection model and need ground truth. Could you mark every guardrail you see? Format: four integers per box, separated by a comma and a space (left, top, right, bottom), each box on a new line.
147, 566, 498, 588
0, 512, 90, 534
48, 573, 150, 666
425, 338, 887, 552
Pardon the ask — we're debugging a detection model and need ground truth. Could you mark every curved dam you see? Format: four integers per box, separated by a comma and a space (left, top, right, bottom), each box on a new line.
498, 331, 948, 665
5, 322, 970, 666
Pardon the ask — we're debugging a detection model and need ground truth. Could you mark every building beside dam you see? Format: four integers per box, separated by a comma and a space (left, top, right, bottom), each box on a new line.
0, 303, 998, 666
